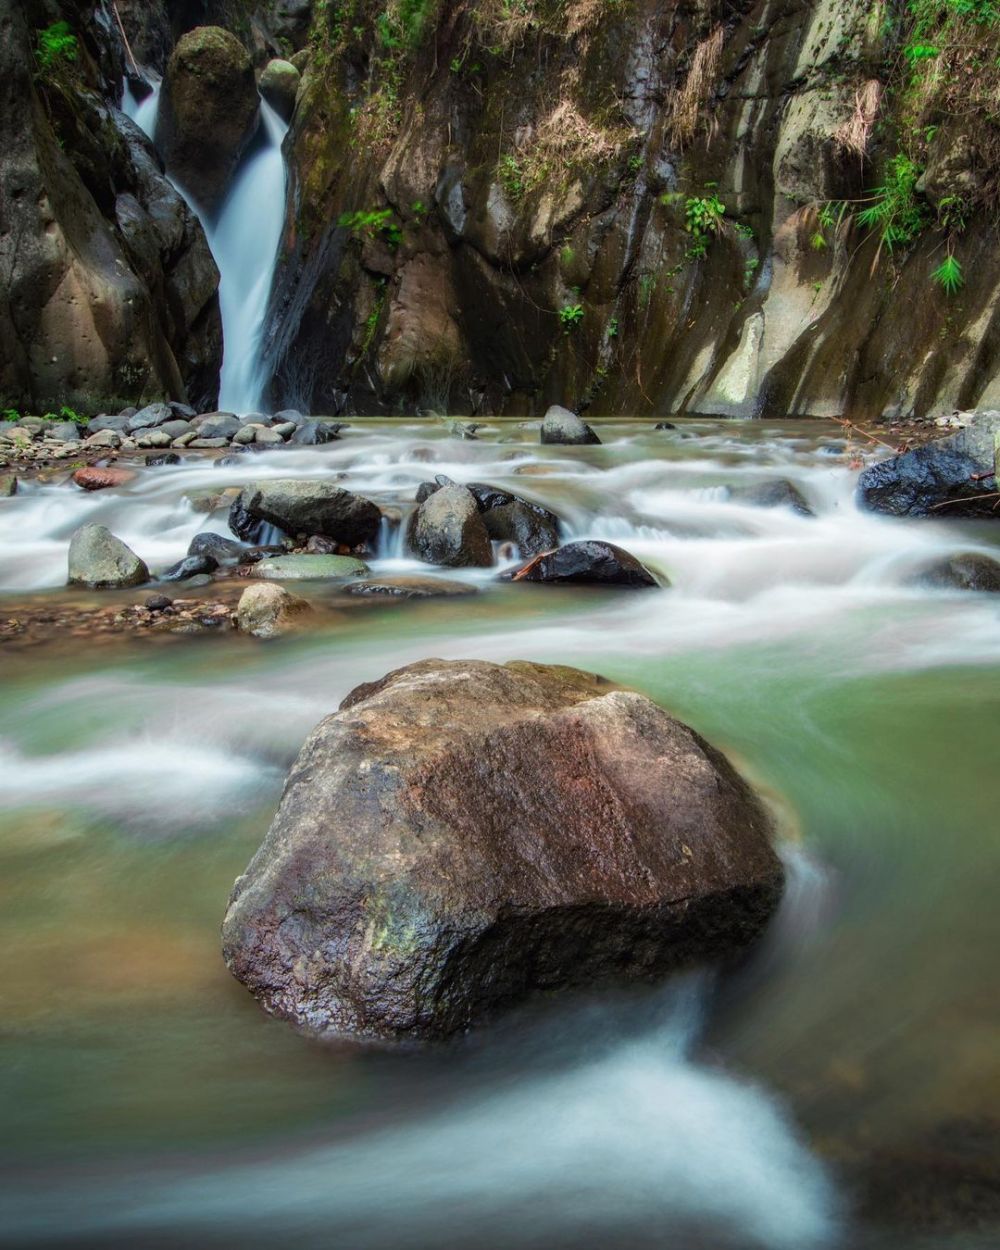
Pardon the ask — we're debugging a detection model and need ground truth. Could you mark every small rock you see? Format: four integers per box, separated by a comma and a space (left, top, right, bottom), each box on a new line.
273, 409, 306, 426
509, 541, 660, 588
146, 452, 181, 467
168, 401, 198, 420
290, 420, 342, 445
253, 426, 285, 446
137, 429, 174, 449
0, 474, 16, 497
231, 480, 382, 547
907, 552, 1000, 592
727, 478, 813, 517
47, 421, 81, 442
271, 421, 298, 438
190, 437, 230, 449
159, 420, 195, 441
482, 501, 560, 556
128, 403, 174, 431
196, 413, 242, 440
233, 425, 264, 445
347, 576, 478, 599
159, 554, 218, 582
540, 405, 601, 446
88, 414, 129, 434
72, 466, 137, 491
145, 594, 173, 611
68, 525, 149, 589
188, 532, 243, 563
655, 421, 677, 431
84, 430, 122, 449
236, 582, 312, 638
172, 431, 198, 447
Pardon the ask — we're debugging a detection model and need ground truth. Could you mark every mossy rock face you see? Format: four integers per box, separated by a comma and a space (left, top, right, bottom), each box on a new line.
157, 26, 259, 211
259, 58, 300, 122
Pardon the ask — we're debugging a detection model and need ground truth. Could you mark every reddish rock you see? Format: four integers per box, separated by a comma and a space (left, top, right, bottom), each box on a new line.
72, 466, 136, 491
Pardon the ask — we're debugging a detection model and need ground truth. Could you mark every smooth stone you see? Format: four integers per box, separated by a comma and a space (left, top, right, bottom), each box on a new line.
347, 575, 478, 599
172, 431, 199, 447
159, 419, 194, 440
68, 524, 148, 589
254, 426, 286, 446
88, 414, 129, 434
232, 480, 382, 547
167, 401, 198, 419
540, 405, 601, 446
47, 421, 80, 441
727, 478, 813, 516
159, 553, 218, 582
907, 552, 1000, 592
407, 484, 494, 568
190, 437, 230, 449
510, 541, 661, 588
271, 421, 298, 437
258, 58, 301, 122
188, 531, 244, 563
248, 554, 369, 580
145, 452, 181, 467
233, 424, 265, 445
196, 413, 242, 440
128, 402, 174, 431
290, 420, 342, 445
72, 466, 136, 491
482, 501, 560, 556
137, 429, 173, 449
236, 582, 312, 637
84, 430, 122, 449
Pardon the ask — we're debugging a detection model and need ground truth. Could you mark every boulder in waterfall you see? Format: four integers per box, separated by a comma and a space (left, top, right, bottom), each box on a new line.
541, 406, 601, 446
221, 659, 785, 1043
236, 583, 312, 637
857, 411, 1000, 517
407, 485, 494, 567
157, 26, 260, 212
906, 552, 1000, 592
726, 478, 814, 517
68, 526, 148, 589
509, 541, 660, 588
259, 59, 301, 122
231, 480, 383, 547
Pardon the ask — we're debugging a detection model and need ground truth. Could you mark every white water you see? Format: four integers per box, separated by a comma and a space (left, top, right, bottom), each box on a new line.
123, 79, 289, 413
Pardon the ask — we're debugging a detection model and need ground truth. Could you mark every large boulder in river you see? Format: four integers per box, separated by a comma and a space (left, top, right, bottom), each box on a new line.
157, 27, 260, 211
510, 541, 660, 588
416, 477, 561, 557
68, 525, 148, 589
857, 411, 1000, 517
222, 660, 784, 1042
541, 405, 601, 446
230, 480, 382, 547
407, 484, 494, 567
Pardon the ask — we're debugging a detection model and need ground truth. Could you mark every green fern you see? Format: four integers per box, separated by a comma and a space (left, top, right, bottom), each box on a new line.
931, 255, 964, 294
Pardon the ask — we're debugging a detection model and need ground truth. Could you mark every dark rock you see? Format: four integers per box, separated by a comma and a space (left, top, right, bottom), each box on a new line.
290, 420, 343, 445
196, 412, 243, 440
259, 59, 301, 123
159, 554, 218, 582
655, 421, 677, 430
232, 480, 382, 548
88, 414, 129, 434
273, 409, 307, 426
215, 450, 249, 468
857, 412, 1000, 517
541, 405, 601, 446
347, 576, 478, 598
483, 501, 560, 556
727, 478, 814, 516
509, 541, 660, 588
146, 452, 181, 467
156, 26, 260, 212
908, 552, 1000, 592
128, 402, 174, 431
407, 485, 494, 567
47, 421, 80, 442
145, 594, 173, 611
168, 401, 198, 419
221, 659, 784, 1043
189, 532, 244, 564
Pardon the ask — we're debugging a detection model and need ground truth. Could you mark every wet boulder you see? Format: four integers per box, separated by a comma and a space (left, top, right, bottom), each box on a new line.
857, 411, 1000, 517
541, 405, 601, 446
127, 403, 174, 432
221, 659, 784, 1043
72, 466, 136, 491
347, 575, 478, 598
415, 479, 562, 557
159, 553, 218, 582
196, 412, 242, 441
188, 532, 243, 564
727, 478, 813, 517
259, 58, 301, 122
510, 541, 660, 588
157, 26, 259, 211
236, 583, 312, 637
290, 420, 344, 445
407, 484, 493, 567
68, 525, 148, 589
907, 552, 1000, 592
231, 480, 382, 548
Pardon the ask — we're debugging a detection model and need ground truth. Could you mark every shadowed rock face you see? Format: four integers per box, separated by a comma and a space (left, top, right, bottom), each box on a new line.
157, 26, 259, 212
222, 659, 785, 1044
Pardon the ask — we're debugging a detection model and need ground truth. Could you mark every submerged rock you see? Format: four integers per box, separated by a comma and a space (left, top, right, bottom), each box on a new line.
347, 575, 478, 598
727, 478, 813, 516
67, 525, 148, 589
157, 26, 259, 211
247, 554, 368, 580
907, 552, 1000, 592
857, 411, 1000, 517
221, 659, 784, 1043
510, 541, 660, 588
407, 484, 494, 567
232, 480, 382, 547
236, 583, 312, 637
541, 406, 601, 446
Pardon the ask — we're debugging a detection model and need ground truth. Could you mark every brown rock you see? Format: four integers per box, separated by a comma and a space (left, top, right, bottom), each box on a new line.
222, 659, 784, 1043
72, 466, 137, 491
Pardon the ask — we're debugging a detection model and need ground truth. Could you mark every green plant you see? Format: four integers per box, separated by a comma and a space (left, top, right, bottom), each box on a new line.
2, 408, 20, 423
558, 303, 584, 330
46, 404, 88, 428
498, 154, 524, 199
684, 193, 726, 258
932, 254, 965, 292
743, 255, 760, 289
376, 0, 434, 50
607, 317, 619, 337
855, 154, 929, 249
339, 208, 402, 249
36, 21, 78, 71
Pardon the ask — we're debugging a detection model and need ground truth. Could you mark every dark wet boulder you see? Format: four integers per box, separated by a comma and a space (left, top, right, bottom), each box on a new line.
907, 552, 1000, 592
482, 501, 560, 556
727, 478, 814, 517
231, 480, 382, 548
290, 420, 344, 445
655, 421, 677, 430
541, 405, 601, 446
156, 26, 259, 212
146, 452, 181, 467
67, 525, 148, 589
347, 576, 478, 598
509, 541, 660, 588
159, 553, 218, 582
857, 412, 1000, 517
221, 659, 784, 1043
407, 485, 493, 567
188, 532, 244, 564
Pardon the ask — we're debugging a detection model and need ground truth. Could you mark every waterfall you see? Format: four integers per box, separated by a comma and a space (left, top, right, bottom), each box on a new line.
123, 79, 289, 415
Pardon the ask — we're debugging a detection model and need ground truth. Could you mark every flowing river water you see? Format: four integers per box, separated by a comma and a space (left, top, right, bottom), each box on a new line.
1, 419, 999, 1249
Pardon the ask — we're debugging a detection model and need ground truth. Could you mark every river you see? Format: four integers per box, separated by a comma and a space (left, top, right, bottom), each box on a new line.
1, 418, 998, 1249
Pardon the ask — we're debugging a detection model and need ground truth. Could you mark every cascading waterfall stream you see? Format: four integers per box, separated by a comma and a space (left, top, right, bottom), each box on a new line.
123, 78, 289, 413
